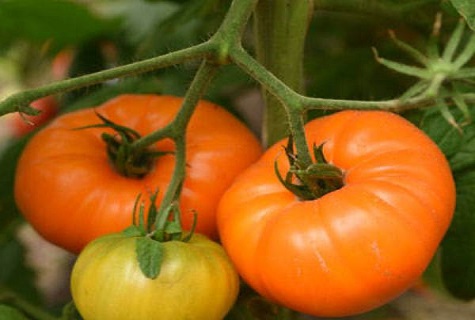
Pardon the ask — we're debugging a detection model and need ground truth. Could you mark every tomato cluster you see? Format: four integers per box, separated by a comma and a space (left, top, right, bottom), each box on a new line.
14, 96, 455, 319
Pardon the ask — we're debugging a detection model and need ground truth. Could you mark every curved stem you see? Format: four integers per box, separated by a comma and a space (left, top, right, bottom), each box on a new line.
287, 109, 313, 167
154, 135, 187, 232
231, 46, 314, 165
152, 60, 218, 229
212, 0, 258, 54
231, 46, 300, 110
230, 44, 458, 113
132, 61, 218, 150
299, 94, 433, 111
0, 42, 212, 116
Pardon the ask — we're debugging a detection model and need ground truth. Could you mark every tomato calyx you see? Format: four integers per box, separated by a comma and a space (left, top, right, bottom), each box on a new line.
80, 112, 171, 178
275, 136, 344, 200
122, 191, 197, 279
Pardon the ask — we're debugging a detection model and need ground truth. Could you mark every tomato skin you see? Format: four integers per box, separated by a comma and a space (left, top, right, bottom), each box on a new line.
71, 233, 240, 320
11, 96, 58, 136
14, 94, 262, 253
217, 110, 455, 317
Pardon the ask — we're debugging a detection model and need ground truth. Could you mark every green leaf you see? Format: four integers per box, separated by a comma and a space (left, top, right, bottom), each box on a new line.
412, 116, 475, 300
448, 125, 475, 172
440, 169, 475, 299
413, 107, 475, 299
0, 0, 118, 51
0, 238, 41, 305
450, 0, 475, 31
0, 305, 28, 320
414, 108, 470, 164
135, 237, 164, 279
0, 137, 41, 304
0, 136, 28, 229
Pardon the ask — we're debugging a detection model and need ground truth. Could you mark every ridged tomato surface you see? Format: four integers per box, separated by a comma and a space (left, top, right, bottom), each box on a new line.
15, 94, 262, 253
218, 110, 455, 317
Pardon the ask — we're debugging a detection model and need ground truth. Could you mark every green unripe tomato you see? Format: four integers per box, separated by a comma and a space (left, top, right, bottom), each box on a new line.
71, 233, 239, 320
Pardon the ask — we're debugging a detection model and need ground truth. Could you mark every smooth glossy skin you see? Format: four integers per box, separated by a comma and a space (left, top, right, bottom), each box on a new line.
218, 110, 456, 317
71, 233, 240, 320
15, 94, 262, 253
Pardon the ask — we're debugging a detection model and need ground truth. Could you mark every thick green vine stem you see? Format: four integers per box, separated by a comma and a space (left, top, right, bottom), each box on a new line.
253, 0, 313, 147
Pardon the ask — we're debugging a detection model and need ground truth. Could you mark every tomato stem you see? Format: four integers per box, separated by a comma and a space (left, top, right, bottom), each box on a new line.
275, 138, 344, 200
2, 0, 475, 122
131, 61, 218, 150
76, 112, 167, 178
138, 61, 218, 229
0, 42, 212, 117
253, 0, 313, 147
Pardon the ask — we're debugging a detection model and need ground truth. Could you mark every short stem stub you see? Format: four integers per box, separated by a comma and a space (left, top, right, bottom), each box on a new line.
78, 112, 170, 179
102, 132, 162, 179
276, 138, 344, 200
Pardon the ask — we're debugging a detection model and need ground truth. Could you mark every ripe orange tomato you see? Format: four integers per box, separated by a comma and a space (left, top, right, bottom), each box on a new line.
15, 94, 262, 253
218, 110, 455, 317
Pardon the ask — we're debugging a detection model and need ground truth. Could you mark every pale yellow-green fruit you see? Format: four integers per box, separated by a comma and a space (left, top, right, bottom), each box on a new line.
71, 233, 239, 320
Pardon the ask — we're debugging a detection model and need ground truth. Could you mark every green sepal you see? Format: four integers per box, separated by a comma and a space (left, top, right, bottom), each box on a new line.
437, 99, 462, 133
442, 18, 466, 61
451, 84, 472, 124
388, 30, 428, 65
135, 237, 164, 279
399, 80, 429, 101
164, 221, 183, 241
122, 225, 146, 237
147, 190, 160, 233
372, 48, 432, 79
75, 112, 165, 178
182, 210, 198, 242
274, 137, 344, 200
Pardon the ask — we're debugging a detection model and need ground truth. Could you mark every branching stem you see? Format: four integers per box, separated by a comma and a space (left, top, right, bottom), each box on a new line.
0, 43, 212, 116
149, 60, 218, 222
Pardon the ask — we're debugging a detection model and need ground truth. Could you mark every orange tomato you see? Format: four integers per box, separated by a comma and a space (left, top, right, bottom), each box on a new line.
218, 110, 455, 317
15, 94, 262, 253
